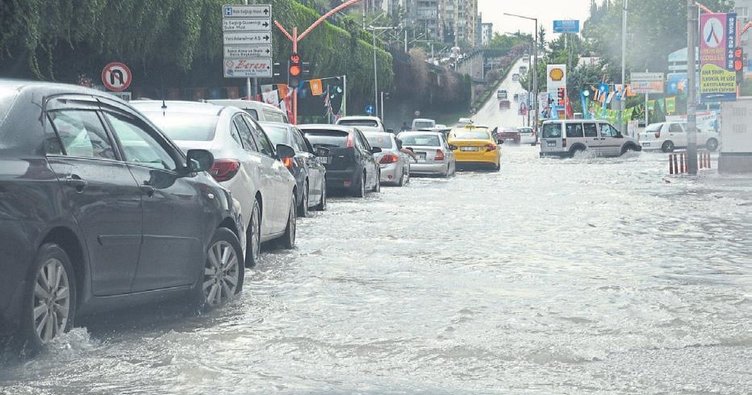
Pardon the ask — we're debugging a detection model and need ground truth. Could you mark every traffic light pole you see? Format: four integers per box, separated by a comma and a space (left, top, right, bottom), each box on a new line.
687, 0, 698, 175
274, 0, 363, 124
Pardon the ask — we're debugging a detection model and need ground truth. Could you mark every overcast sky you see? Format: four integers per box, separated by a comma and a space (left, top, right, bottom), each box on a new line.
478, 0, 592, 41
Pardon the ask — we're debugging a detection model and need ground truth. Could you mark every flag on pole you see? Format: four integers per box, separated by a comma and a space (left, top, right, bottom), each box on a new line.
310, 79, 324, 96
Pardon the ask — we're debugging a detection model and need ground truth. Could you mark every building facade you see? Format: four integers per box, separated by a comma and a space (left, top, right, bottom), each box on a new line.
436, 0, 478, 48
481, 22, 493, 46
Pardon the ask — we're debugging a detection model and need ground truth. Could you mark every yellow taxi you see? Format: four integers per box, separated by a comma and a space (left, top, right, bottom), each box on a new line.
447, 125, 501, 171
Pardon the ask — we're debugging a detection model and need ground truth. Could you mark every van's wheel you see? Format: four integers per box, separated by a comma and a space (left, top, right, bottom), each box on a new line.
196, 228, 243, 310
297, 181, 309, 218
661, 140, 675, 153
245, 199, 261, 268
280, 195, 297, 249
706, 138, 719, 152
621, 144, 636, 156
20, 243, 76, 353
569, 146, 585, 158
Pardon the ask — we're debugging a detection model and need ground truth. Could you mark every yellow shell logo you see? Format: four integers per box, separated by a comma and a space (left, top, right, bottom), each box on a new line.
549, 68, 564, 81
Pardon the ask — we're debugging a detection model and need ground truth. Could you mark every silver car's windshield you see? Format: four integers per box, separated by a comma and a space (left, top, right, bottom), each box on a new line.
141, 112, 219, 141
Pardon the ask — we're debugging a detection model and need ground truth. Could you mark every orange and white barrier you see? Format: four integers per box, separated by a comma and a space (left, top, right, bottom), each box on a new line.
669, 151, 712, 174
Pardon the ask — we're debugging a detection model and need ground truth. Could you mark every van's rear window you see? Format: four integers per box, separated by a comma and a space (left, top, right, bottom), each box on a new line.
542, 123, 562, 138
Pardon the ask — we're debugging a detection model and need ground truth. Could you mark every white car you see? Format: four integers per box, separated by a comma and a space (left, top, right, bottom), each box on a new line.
363, 132, 411, 186
134, 101, 298, 267
206, 99, 289, 123
335, 115, 385, 134
517, 127, 537, 145
639, 122, 720, 152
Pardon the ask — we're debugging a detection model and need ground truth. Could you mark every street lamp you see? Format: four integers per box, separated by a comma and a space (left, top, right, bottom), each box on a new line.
504, 13, 538, 131
368, 25, 397, 119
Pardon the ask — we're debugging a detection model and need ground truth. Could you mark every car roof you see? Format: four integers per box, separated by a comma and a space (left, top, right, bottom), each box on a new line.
337, 115, 380, 121
131, 100, 228, 116
206, 99, 281, 111
298, 124, 354, 133
399, 130, 442, 136
362, 131, 393, 138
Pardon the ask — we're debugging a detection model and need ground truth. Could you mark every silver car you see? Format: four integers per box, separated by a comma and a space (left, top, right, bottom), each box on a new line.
363, 131, 411, 186
397, 131, 456, 177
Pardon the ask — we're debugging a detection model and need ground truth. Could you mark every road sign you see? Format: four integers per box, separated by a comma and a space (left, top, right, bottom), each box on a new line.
223, 4, 271, 18
224, 58, 273, 78
224, 45, 272, 58
631, 72, 664, 94
553, 20, 580, 34
365, 104, 374, 115
101, 62, 132, 92
223, 18, 272, 32
222, 4, 273, 79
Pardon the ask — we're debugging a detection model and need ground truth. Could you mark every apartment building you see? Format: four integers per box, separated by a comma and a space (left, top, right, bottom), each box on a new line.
437, 0, 478, 48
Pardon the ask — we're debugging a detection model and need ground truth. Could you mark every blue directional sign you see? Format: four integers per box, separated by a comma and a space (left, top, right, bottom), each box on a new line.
365, 104, 375, 115
553, 20, 580, 34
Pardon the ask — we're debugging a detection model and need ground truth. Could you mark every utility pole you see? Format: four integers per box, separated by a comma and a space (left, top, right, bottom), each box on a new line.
533, 18, 539, 132
619, 0, 628, 134
373, 29, 379, 118
687, 0, 699, 174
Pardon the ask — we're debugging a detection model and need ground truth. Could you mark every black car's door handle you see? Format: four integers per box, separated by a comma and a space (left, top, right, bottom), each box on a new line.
63, 175, 87, 191
140, 182, 156, 197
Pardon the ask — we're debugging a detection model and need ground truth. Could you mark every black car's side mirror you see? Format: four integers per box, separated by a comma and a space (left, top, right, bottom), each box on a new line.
276, 144, 296, 160
186, 149, 214, 173
371, 147, 382, 154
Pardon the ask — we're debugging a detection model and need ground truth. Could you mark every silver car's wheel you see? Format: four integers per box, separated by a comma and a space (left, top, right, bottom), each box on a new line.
315, 180, 327, 211
706, 138, 719, 152
246, 199, 261, 267
202, 238, 242, 307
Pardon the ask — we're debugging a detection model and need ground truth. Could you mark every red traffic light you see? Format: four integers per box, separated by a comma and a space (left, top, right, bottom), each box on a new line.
733, 47, 744, 72
289, 53, 302, 77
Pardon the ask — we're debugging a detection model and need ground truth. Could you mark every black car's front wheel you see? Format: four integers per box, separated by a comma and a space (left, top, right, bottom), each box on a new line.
315, 180, 327, 211
298, 180, 309, 218
20, 243, 76, 352
197, 228, 244, 310
354, 171, 366, 198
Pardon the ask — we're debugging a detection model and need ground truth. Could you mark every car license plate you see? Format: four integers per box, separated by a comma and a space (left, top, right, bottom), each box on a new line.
642, 142, 650, 146
460, 146, 479, 152
417, 152, 427, 161
318, 156, 330, 164
546, 141, 556, 147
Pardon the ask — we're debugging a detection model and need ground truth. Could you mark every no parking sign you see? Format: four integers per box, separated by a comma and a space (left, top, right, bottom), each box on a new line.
101, 62, 132, 92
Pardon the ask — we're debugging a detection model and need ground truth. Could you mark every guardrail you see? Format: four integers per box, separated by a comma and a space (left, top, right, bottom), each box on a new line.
668, 151, 712, 174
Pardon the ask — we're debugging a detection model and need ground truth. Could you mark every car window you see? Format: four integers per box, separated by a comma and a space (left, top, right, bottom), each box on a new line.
244, 109, 259, 120
399, 134, 441, 146
292, 128, 308, 152
263, 109, 285, 123
583, 123, 598, 138
669, 123, 684, 133
354, 131, 367, 152
566, 123, 584, 138
262, 124, 291, 148
246, 117, 275, 157
364, 133, 394, 149
47, 110, 116, 160
229, 119, 243, 147
139, 112, 218, 141
542, 123, 562, 138
233, 115, 257, 152
600, 123, 619, 137
303, 130, 350, 147
104, 112, 178, 171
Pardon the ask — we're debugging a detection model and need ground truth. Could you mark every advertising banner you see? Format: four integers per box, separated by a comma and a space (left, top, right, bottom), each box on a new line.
699, 12, 737, 102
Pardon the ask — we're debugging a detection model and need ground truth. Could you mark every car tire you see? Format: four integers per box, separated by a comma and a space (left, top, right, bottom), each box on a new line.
245, 199, 262, 268
298, 181, 309, 218
373, 171, 381, 192
494, 161, 501, 171
569, 146, 585, 158
280, 195, 297, 249
354, 171, 366, 197
20, 243, 76, 353
661, 140, 675, 153
193, 228, 244, 311
620, 144, 636, 156
398, 169, 406, 186
315, 180, 327, 211
706, 138, 719, 152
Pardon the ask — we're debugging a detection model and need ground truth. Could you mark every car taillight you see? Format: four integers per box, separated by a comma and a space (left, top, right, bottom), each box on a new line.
485, 143, 497, 152
562, 138, 567, 148
346, 134, 355, 148
209, 159, 241, 182
282, 157, 294, 170
380, 154, 398, 164
655, 130, 661, 138
435, 149, 445, 161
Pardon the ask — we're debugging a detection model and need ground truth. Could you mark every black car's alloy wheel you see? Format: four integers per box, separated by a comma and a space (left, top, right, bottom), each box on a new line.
298, 181, 309, 218
281, 195, 297, 249
21, 243, 76, 352
315, 181, 327, 211
202, 228, 243, 308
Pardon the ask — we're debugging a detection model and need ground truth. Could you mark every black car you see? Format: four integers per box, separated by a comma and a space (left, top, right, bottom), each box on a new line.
0, 81, 245, 351
298, 124, 381, 197
260, 122, 327, 217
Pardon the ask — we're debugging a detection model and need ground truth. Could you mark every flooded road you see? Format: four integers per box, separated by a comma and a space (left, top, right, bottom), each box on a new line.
2, 146, 751, 394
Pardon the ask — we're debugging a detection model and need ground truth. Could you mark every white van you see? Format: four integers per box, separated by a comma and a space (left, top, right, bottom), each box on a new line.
206, 99, 289, 123
412, 118, 436, 130
539, 119, 642, 158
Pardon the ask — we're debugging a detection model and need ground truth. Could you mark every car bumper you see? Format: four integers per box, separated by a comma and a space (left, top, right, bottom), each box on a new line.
325, 168, 360, 189
0, 219, 34, 335
379, 163, 401, 183
454, 151, 498, 164
410, 162, 446, 174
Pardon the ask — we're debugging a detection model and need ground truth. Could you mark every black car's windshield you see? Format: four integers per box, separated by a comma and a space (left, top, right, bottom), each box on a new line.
304, 130, 349, 148
141, 112, 218, 141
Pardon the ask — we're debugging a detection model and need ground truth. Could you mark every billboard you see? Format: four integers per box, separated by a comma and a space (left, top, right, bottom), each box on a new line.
553, 20, 580, 34
630, 72, 664, 94
699, 12, 737, 102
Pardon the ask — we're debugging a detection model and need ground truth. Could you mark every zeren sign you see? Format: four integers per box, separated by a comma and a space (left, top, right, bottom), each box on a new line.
222, 4, 273, 78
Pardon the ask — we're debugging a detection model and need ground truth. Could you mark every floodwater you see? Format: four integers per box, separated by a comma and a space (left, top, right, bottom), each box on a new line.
2, 146, 751, 394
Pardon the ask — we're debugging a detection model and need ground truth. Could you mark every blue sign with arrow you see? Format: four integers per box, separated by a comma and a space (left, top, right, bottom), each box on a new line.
553, 20, 580, 34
